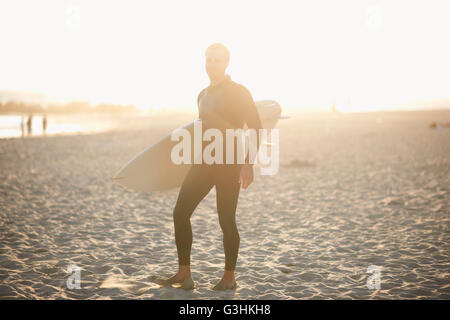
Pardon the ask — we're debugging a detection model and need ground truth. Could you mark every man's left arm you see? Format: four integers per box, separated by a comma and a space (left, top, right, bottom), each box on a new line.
238, 85, 263, 165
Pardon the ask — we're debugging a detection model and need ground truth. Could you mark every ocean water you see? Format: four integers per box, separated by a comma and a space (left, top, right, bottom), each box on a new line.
0, 113, 151, 139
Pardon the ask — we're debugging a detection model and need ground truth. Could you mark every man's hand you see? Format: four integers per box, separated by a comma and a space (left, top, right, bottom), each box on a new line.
239, 164, 254, 190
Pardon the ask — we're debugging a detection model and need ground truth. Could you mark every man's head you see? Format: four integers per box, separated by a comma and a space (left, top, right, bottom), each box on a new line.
205, 43, 230, 82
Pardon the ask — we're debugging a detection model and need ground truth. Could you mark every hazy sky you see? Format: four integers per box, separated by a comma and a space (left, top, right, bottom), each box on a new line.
0, 0, 449, 111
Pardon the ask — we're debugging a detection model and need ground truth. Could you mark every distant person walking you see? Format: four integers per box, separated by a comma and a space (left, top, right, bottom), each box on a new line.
26, 114, 33, 135
42, 114, 47, 134
20, 116, 25, 137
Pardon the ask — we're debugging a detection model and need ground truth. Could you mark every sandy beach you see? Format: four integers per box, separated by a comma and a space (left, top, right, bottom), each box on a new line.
0, 109, 449, 300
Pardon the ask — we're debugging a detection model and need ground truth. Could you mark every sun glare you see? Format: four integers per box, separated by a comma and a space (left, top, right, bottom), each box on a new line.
0, 0, 448, 112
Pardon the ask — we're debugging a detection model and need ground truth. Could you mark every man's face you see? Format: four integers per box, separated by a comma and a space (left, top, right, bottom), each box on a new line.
205, 48, 229, 81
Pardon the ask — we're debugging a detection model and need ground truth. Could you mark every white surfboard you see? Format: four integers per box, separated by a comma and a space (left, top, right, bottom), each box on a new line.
113, 100, 282, 192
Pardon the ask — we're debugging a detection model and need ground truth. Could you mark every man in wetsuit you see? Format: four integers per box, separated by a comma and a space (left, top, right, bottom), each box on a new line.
158, 43, 263, 290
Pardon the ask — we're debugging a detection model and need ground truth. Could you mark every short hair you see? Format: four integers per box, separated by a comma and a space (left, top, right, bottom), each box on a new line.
206, 43, 230, 64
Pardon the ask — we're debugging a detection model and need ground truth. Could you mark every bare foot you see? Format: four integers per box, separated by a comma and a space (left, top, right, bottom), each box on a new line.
212, 279, 237, 291
158, 272, 191, 286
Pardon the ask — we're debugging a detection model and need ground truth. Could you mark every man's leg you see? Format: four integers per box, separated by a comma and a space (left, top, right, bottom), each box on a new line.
214, 164, 242, 288
173, 164, 215, 271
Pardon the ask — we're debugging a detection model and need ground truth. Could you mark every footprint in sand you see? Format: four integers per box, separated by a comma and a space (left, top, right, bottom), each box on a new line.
99, 276, 160, 296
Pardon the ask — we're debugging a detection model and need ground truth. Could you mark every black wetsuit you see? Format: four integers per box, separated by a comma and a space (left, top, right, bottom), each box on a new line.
173, 75, 263, 271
